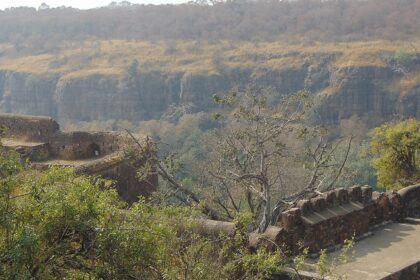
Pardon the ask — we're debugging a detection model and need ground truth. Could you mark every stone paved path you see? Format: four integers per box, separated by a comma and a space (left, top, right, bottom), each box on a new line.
327, 222, 420, 279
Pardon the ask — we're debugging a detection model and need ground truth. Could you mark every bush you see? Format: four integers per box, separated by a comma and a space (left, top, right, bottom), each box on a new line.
0, 149, 285, 279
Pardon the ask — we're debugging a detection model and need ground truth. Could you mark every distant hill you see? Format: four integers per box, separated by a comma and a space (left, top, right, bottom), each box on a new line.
0, 39, 418, 126
0, 0, 419, 49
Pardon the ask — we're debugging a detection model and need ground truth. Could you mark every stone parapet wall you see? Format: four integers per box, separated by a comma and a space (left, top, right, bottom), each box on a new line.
0, 113, 156, 202
245, 184, 418, 254
379, 260, 420, 280
0, 113, 59, 141
397, 183, 420, 218
272, 186, 405, 253
48, 131, 130, 160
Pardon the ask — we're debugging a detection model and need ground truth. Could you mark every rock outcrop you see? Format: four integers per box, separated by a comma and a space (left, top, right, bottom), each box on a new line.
0, 53, 419, 125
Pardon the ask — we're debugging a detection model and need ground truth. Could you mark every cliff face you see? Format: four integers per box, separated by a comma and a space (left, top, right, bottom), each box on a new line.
316, 66, 400, 124
0, 71, 58, 117
0, 57, 419, 126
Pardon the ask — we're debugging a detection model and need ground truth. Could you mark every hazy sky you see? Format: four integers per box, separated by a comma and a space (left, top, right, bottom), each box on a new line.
0, 0, 188, 10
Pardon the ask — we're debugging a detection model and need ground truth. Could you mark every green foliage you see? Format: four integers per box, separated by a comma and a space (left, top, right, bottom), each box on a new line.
316, 249, 330, 278
339, 237, 355, 265
394, 51, 418, 72
371, 118, 420, 189
233, 211, 254, 230
292, 244, 309, 274
0, 148, 286, 279
127, 58, 139, 77
239, 247, 284, 280
1, 0, 420, 49
331, 142, 377, 188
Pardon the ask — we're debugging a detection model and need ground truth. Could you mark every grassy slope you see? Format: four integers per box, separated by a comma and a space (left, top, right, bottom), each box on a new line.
0, 40, 419, 90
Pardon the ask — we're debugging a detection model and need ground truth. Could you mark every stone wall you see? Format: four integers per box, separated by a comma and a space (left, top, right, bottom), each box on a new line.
0, 113, 157, 202
75, 153, 157, 203
196, 184, 420, 256
0, 113, 59, 141
398, 183, 420, 218
48, 131, 130, 160
245, 184, 420, 254
269, 186, 405, 253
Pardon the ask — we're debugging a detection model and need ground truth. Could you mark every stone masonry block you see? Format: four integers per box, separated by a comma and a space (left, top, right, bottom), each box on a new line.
326, 191, 338, 207
336, 188, 349, 205
361, 186, 373, 205
311, 197, 327, 212
349, 185, 362, 202
281, 208, 301, 231
297, 199, 313, 216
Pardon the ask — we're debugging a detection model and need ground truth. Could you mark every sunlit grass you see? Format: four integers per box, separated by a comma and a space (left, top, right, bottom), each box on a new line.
0, 39, 418, 85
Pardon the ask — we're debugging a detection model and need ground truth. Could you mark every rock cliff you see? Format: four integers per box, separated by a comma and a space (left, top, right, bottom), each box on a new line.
0, 51, 418, 126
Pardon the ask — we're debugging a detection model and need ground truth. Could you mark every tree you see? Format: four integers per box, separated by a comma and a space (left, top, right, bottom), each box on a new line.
38, 3, 50, 10
0, 145, 285, 279
371, 118, 420, 189
127, 59, 139, 78
203, 88, 352, 232
127, 87, 352, 233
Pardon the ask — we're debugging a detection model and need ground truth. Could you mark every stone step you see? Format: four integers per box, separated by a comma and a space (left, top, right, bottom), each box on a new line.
403, 217, 420, 225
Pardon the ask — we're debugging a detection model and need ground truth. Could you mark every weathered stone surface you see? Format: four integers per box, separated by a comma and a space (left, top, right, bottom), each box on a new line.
273, 186, 412, 254
336, 188, 349, 204
349, 185, 363, 202
374, 192, 391, 223
0, 113, 157, 202
398, 183, 420, 218
297, 199, 313, 216
195, 219, 236, 237
0, 60, 419, 125
325, 191, 338, 207
310, 197, 327, 212
281, 208, 301, 230
324, 223, 420, 280
362, 185, 373, 205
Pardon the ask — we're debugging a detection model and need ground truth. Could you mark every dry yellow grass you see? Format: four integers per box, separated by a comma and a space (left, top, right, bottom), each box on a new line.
0, 40, 419, 79
263, 56, 305, 70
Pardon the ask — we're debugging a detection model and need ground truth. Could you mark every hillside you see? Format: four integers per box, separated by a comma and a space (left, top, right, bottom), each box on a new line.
0, 0, 419, 44
0, 39, 419, 125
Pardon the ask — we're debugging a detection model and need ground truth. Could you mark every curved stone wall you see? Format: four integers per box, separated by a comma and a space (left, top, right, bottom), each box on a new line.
0, 113, 59, 141
398, 183, 420, 218
0, 113, 156, 202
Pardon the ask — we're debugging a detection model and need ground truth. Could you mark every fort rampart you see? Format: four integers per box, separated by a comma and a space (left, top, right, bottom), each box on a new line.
3, 114, 420, 260
203, 183, 420, 255
0, 113, 157, 202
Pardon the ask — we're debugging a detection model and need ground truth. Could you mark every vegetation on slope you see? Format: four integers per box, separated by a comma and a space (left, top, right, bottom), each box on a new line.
0, 40, 419, 79
0, 0, 419, 44
371, 118, 420, 189
0, 148, 286, 279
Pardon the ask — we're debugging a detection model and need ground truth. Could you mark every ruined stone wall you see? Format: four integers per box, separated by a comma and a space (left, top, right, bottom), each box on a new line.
74, 153, 157, 203
48, 131, 129, 160
0, 113, 156, 202
0, 113, 59, 141
95, 161, 157, 203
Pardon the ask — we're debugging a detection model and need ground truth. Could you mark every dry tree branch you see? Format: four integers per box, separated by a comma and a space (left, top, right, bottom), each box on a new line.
125, 130, 221, 220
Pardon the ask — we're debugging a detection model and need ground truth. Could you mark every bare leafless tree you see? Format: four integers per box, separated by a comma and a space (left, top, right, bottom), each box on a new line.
200, 88, 352, 232
126, 87, 352, 233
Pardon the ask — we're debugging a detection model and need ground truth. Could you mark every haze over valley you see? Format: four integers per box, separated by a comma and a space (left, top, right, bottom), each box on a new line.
1, 2, 420, 279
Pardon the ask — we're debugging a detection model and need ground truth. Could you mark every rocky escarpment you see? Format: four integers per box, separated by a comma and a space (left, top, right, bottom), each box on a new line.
0, 71, 59, 117
0, 53, 419, 125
